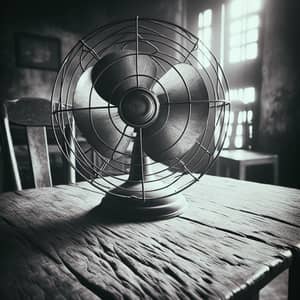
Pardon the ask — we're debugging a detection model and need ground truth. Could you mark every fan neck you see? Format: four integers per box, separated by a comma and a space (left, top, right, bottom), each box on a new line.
128, 131, 151, 182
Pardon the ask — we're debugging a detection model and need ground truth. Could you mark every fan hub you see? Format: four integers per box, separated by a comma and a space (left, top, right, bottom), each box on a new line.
119, 88, 159, 128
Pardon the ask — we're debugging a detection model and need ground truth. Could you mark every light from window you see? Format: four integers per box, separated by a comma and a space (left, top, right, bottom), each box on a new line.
231, 0, 261, 17
238, 111, 247, 124
235, 136, 243, 148
249, 125, 253, 138
229, 0, 262, 63
247, 15, 260, 29
247, 110, 253, 122
247, 30, 258, 43
230, 20, 242, 34
248, 0, 262, 14
236, 124, 243, 135
224, 87, 255, 149
198, 9, 212, 68
227, 87, 255, 104
230, 0, 244, 18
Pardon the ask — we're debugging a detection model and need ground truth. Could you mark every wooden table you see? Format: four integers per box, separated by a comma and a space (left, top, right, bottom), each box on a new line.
0, 175, 299, 299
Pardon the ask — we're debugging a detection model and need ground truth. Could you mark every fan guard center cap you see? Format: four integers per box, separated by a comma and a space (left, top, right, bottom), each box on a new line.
119, 88, 159, 127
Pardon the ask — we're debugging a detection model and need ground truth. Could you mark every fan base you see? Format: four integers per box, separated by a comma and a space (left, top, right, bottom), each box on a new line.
100, 181, 187, 221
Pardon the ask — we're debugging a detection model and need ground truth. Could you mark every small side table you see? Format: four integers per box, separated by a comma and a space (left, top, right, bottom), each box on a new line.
216, 149, 279, 184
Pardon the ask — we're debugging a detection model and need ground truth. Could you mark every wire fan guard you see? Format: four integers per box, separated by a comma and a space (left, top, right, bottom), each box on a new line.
51, 17, 230, 220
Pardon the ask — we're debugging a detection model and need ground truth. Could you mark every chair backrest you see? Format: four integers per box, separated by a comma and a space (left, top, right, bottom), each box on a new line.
226, 101, 253, 150
0, 97, 75, 191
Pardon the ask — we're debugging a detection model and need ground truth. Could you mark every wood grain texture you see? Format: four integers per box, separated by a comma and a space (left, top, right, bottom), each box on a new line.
0, 175, 299, 299
182, 176, 300, 248
27, 126, 52, 188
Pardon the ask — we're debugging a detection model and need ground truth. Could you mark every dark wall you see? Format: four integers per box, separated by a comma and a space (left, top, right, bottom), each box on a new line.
0, 0, 185, 101
258, 0, 300, 188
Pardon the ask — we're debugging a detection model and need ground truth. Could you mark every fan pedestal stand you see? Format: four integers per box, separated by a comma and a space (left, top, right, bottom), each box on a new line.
100, 133, 187, 221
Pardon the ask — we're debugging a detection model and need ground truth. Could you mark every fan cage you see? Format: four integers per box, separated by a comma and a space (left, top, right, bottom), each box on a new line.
51, 17, 230, 200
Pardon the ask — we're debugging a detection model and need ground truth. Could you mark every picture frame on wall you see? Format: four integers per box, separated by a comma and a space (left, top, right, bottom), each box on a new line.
14, 32, 61, 71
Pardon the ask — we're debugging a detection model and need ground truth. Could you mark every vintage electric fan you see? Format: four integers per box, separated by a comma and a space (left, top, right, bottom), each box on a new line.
51, 18, 230, 220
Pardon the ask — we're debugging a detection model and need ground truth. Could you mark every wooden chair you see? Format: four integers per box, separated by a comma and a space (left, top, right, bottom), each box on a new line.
0, 97, 76, 191
216, 101, 279, 184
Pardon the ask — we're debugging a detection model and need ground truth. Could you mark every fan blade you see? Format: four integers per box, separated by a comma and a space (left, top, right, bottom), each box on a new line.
143, 63, 210, 172
92, 50, 157, 105
73, 67, 131, 159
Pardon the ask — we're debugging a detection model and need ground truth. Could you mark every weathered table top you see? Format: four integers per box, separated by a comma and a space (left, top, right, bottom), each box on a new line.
219, 149, 278, 162
0, 175, 299, 300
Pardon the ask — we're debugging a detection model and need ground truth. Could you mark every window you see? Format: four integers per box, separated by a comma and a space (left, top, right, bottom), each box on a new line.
229, 0, 262, 63
224, 87, 255, 148
196, 1, 263, 150
198, 9, 212, 67
228, 87, 255, 104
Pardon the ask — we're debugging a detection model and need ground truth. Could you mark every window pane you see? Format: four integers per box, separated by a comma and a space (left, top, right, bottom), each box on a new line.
204, 9, 212, 26
242, 110, 247, 122
237, 124, 243, 135
244, 87, 255, 103
247, 29, 258, 43
230, 34, 243, 47
249, 125, 253, 138
227, 86, 257, 149
239, 89, 245, 102
229, 87, 256, 104
248, 0, 261, 13
228, 0, 261, 64
230, 0, 244, 18
246, 42, 258, 59
235, 135, 243, 148
247, 15, 260, 29
231, 20, 242, 34
247, 110, 253, 122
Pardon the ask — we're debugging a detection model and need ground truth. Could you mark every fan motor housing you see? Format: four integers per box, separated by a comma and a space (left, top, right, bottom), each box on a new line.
118, 88, 160, 128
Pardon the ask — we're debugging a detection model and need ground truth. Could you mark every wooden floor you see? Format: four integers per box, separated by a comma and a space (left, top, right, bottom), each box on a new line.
261, 270, 288, 300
